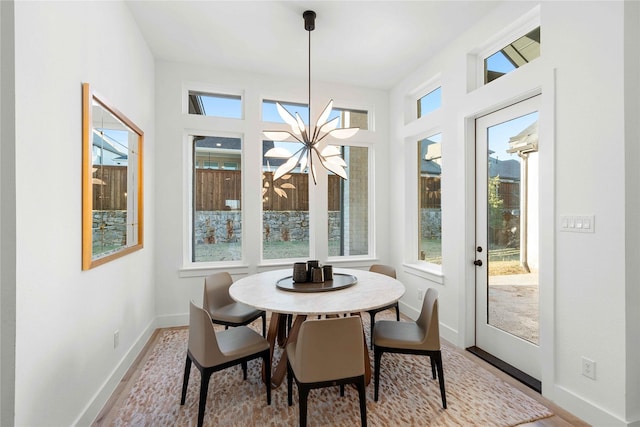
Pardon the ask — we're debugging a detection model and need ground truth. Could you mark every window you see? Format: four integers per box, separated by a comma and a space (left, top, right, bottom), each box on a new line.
263, 99, 309, 124
263, 99, 368, 130
418, 133, 442, 264
192, 135, 242, 262
332, 107, 369, 130
417, 87, 442, 118
328, 145, 369, 257
188, 91, 242, 118
484, 27, 540, 84
262, 140, 309, 260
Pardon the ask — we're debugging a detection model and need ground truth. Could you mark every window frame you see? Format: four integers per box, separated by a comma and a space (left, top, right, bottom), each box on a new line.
473, 6, 541, 90
417, 132, 443, 267
417, 86, 442, 119
182, 84, 245, 119
405, 74, 442, 124
184, 130, 246, 268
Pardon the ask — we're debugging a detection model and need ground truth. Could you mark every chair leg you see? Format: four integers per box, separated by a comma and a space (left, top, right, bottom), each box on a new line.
241, 360, 248, 380
261, 312, 267, 337
356, 376, 368, 427
287, 362, 293, 406
298, 384, 310, 427
395, 302, 400, 321
430, 355, 436, 379
340, 384, 345, 396
373, 349, 383, 402
197, 369, 212, 427
434, 351, 447, 409
263, 351, 272, 405
369, 312, 376, 349
180, 355, 192, 405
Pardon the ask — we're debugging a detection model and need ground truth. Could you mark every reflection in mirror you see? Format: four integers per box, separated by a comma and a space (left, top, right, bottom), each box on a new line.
82, 83, 143, 270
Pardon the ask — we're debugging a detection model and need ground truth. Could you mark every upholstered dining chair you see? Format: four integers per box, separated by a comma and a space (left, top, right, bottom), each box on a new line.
181, 301, 271, 427
366, 264, 400, 347
372, 287, 446, 409
287, 316, 367, 427
204, 271, 266, 337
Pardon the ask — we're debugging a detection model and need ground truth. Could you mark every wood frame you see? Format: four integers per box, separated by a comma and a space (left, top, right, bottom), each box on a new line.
82, 83, 144, 270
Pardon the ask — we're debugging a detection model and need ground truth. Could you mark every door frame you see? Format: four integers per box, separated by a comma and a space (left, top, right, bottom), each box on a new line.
460, 70, 556, 398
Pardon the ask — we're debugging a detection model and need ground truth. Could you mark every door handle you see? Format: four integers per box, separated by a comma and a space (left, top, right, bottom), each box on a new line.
473, 259, 483, 266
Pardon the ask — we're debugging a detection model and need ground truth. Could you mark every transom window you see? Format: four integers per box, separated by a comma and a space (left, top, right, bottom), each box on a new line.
485, 27, 540, 84
417, 87, 442, 118
262, 99, 368, 130
188, 91, 242, 118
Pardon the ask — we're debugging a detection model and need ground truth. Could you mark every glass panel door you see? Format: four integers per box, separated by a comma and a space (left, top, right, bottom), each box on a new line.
475, 95, 541, 380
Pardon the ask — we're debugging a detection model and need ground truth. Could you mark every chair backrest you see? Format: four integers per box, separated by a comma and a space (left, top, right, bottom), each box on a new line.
369, 264, 396, 279
294, 316, 365, 383
203, 272, 234, 313
188, 301, 223, 367
416, 288, 440, 350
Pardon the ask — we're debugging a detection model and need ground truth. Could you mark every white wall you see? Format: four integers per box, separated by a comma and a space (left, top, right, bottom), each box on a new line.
12, 2, 155, 425
153, 61, 390, 326
390, 1, 638, 426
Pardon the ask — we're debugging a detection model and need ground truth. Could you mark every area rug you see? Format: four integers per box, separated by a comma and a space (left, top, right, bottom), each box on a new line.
97, 313, 553, 426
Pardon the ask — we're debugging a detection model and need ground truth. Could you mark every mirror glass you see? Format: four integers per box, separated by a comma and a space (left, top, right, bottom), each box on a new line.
82, 83, 143, 270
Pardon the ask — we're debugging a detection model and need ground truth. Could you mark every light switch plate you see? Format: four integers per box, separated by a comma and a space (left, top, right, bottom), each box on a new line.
560, 215, 595, 233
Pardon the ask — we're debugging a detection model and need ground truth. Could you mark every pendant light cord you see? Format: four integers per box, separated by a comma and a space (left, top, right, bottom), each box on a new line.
308, 27, 311, 126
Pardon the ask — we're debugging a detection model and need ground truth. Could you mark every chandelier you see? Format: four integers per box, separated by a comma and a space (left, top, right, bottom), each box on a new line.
262, 10, 359, 185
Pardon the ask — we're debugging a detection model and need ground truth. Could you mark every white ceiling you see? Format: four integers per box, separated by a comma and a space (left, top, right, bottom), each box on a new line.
126, 1, 503, 90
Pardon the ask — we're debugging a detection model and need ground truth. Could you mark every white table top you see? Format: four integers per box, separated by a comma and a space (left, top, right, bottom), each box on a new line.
229, 268, 405, 315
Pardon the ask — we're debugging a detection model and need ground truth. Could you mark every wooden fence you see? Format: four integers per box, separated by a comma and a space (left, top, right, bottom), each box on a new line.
95, 167, 519, 212
93, 165, 128, 210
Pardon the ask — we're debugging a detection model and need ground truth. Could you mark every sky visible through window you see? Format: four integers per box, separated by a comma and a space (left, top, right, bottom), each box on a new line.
486, 51, 516, 75
418, 87, 441, 118
197, 94, 242, 118
488, 111, 538, 162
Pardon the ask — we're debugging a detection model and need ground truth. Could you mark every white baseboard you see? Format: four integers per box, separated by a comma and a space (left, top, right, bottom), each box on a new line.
156, 313, 188, 328
554, 384, 630, 426
73, 319, 156, 427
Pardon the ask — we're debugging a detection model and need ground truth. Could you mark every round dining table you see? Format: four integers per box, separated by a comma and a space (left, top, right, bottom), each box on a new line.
229, 267, 405, 387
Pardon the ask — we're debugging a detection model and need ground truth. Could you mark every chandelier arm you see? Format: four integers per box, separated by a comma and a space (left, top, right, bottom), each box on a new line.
311, 125, 320, 144
308, 146, 317, 185
315, 132, 331, 144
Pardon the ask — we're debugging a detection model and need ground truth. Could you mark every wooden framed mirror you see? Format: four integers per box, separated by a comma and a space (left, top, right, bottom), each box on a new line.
82, 83, 144, 270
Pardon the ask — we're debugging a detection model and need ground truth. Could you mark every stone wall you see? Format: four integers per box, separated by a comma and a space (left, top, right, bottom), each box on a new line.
193, 211, 343, 244
97, 209, 437, 247
92, 210, 127, 248
420, 208, 442, 239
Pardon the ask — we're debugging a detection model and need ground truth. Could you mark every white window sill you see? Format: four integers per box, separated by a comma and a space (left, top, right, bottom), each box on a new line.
402, 262, 444, 285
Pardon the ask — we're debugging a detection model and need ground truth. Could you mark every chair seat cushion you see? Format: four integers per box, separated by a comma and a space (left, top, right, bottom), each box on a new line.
210, 302, 263, 324
373, 320, 437, 351
217, 325, 269, 359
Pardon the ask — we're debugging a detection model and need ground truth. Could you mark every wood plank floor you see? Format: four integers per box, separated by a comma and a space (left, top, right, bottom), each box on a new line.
95, 324, 590, 427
